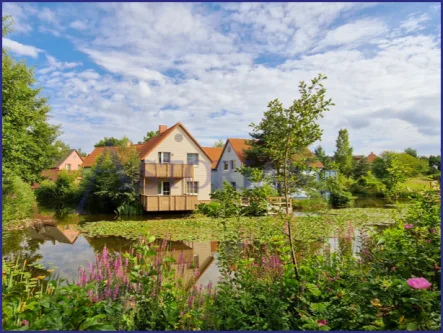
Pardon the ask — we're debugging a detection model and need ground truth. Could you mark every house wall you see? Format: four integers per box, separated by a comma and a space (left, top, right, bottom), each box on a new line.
143, 126, 212, 201
58, 151, 82, 170
215, 141, 246, 190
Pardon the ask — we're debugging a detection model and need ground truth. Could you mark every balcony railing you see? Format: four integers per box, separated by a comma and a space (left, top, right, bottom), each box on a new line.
140, 194, 198, 211
144, 163, 194, 178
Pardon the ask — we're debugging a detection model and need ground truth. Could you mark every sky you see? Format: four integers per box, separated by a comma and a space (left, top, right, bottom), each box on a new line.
2, 2, 441, 156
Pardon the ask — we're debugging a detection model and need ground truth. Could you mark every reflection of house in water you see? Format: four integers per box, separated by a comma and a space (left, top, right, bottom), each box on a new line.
168, 241, 219, 283
28, 224, 80, 245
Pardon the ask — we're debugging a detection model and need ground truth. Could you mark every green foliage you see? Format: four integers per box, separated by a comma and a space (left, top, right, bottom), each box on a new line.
143, 130, 159, 143
248, 74, 334, 200
428, 155, 441, 172
94, 136, 130, 147
2, 172, 36, 225
314, 145, 334, 169
2, 258, 117, 331
2, 18, 61, 184
404, 147, 418, 158
326, 174, 355, 208
80, 145, 141, 213
197, 201, 223, 218
212, 139, 225, 148
52, 140, 72, 166
333, 129, 353, 177
352, 156, 371, 180
35, 170, 81, 217
210, 181, 242, 217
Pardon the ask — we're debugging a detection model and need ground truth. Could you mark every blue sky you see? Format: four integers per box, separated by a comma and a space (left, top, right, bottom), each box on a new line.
2, 2, 441, 155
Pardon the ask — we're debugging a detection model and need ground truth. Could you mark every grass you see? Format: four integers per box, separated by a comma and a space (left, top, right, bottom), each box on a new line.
400, 176, 434, 191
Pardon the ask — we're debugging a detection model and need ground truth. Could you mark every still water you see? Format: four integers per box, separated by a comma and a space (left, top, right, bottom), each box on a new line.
2, 197, 400, 283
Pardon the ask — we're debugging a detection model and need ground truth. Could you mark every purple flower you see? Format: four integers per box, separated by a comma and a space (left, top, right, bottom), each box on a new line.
87, 289, 93, 301
21, 320, 29, 327
404, 224, 413, 229
317, 319, 327, 326
125, 257, 129, 267
407, 277, 431, 289
187, 295, 194, 308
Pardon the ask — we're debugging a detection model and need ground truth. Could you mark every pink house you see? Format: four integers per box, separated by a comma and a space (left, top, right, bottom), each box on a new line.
32, 150, 84, 188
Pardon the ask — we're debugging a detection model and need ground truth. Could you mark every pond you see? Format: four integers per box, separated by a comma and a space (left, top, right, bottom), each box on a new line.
2, 216, 220, 285
3, 198, 403, 284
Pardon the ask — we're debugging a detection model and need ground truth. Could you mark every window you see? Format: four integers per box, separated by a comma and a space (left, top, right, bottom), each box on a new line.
230, 160, 236, 170
231, 182, 236, 189
187, 153, 199, 165
186, 181, 199, 194
66, 164, 71, 170
223, 161, 229, 171
158, 152, 171, 164
158, 181, 171, 195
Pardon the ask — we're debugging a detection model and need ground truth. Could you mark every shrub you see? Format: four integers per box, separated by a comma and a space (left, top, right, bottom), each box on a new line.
326, 175, 355, 208
2, 173, 36, 225
197, 201, 223, 218
35, 170, 81, 217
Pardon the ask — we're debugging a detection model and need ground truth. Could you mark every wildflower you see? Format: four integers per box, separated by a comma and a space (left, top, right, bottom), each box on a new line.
188, 295, 194, 308
391, 266, 396, 271
317, 319, 327, 326
407, 277, 432, 289
125, 257, 129, 267
21, 320, 29, 327
434, 264, 440, 271
87, 289, 93, 301
404, 224, 413, 229
370, 298, 382, 307
426, 239, 432, 243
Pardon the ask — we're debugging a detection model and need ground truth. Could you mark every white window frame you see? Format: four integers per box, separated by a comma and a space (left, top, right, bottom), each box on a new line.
66, 164, 71, 170
158, 152, 171, 164
158, 181, 171, 195
186, 181, 199, 195
223, 161, 229, 171
230, 160, 236, 170
187, 153, 199, 167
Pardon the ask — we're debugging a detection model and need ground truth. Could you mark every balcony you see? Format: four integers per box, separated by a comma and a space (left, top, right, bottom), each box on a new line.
140, 195, 198, 212
144, 163, 194, 178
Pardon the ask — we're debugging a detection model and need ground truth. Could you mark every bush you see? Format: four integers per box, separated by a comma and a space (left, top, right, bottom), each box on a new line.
36, 171, 81, 217
2, 173, 36, 225
197, 201, 223, 218
326, 175, 355, 208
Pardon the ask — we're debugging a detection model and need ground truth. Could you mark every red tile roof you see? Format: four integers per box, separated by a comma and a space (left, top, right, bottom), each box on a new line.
367, 152, 378, 163
83, 123, 212, 167
202, 147, 223, 170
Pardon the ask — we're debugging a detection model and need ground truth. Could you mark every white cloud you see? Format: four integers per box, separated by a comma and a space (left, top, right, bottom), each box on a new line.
10, 2, 439, 156
38, 55, 83, 74
315, 19, 388, 50
400, 13, 431, 33
70, 20, 88, 31
2, 38, 42, 57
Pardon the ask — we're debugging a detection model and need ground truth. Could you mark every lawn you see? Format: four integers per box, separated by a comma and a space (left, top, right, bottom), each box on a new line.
401, 176, 434, 191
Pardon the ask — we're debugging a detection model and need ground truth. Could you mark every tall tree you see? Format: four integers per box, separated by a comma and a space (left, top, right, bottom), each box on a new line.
429, 155, 441, 172
352, 156, 371, 180
94, 136, 130, 147
404, 147, 418, 158
212, 139, 225, 148
2, 16, 60, 183
334, 129, 353, 177
249, 74, 334, 278
143, 130, 159, 143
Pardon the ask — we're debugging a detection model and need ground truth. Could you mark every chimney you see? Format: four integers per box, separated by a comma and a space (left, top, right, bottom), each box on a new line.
159, 125, 168, 134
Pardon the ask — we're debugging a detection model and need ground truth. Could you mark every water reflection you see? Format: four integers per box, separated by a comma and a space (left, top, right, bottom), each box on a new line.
2, 222, 219, 285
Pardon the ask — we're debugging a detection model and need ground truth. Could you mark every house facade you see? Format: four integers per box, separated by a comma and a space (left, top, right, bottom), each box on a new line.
138, 123, 212, 212
215, 138, 253, 190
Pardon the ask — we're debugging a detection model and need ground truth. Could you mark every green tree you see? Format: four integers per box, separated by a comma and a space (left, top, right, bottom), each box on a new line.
212, 139, 225, 148
80, 145, 141, 213
94, 136, 130, 147
52, 140, 72, 165
428, 155, 441, 172
404, 147, 418, 158
2, 16, 60, 183
333, 129, 353, 177
249, 74, 334, 277
314, 145, 334, 169
143, 130, 159, 143
352, 156, 371, 180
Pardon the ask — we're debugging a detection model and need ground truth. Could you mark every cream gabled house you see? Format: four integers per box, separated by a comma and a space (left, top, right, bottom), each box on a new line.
138, 123, 213, 212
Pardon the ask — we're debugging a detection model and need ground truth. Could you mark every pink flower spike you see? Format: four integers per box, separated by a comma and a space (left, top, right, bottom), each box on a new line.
407, 277, 432, 289
317, 319, 327, 326
404, 224, 413, 229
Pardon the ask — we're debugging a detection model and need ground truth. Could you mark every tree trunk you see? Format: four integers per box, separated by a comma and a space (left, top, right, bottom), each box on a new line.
284, 135, 300, 280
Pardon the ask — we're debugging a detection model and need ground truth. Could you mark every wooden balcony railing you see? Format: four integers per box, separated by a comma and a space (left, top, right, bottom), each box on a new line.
140, 195, 198, 211
144, 163, 194, 178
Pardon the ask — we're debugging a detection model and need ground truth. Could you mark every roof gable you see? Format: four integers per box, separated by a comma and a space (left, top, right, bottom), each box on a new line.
53, 149, 83, 169
215, 138, 252, 170
138, 123, 213, 162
